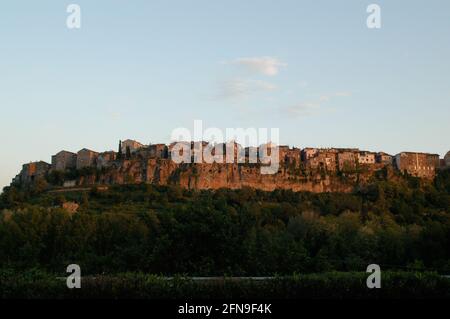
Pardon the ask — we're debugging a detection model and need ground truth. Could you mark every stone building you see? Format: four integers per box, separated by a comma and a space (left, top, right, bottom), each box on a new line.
121, 139, 145, 154
136, 144, 169, 160
305, 149, 337, 171
97, 151, 116, 169
76, 149, 99, 169
337, 150, 358, 171
358, 151, 376, 165
193, 141, 216, 163
376, 152, 393, 165
445, 151, 450, 167
395, 152, 440, 178
301, 148, 319, 161
258, 142, 278, 164
278, 145, 290, 161
149, 144, 169, 159
280, 146, 301, 165
51, 150, 77, 171
168, 141, 191, 162
245, 146, 259, 163
208, 141, 243, 163
63, 180, 77, 188
19, 161, 50, 183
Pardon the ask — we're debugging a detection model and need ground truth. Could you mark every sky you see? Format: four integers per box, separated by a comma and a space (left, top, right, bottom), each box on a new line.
1, 0, 449, 189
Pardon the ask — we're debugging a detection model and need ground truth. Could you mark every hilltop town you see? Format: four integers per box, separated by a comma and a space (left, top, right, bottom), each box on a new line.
10, 139, 450, 193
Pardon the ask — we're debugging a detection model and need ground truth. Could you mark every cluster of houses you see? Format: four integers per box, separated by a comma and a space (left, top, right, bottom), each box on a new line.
12, 139, 450, 185
292, 147, 449, 179
289, 147, 443, 180
13, 140, 160, 184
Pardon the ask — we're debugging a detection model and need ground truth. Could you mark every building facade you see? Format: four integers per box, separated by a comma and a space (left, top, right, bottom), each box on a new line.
445, 151, 450, 167
337, 150, 358, 171
301, 148, 319, 161
97, 151, 117, 169
244, 146, 259, 163
376, 152, 393, 165
281, 147, 301, 165
121, 139, 144, 154
149, 144, 169, 159
395, 152, 440, 178
77, 149, 99, 169
51, 150, 77, 171
308, 149, 337, 171
358, 151, 376, 165
20, 161, 50, 183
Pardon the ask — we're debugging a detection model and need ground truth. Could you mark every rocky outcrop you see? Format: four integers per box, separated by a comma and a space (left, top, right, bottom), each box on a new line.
47, 159, 393, 193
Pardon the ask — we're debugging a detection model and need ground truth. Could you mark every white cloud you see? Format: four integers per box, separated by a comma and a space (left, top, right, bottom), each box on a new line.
218, 78, 277, 100
286, 102, 321, 116
231, 56, 287, 76
335, 92, 352, 97
285, 91, 351, 117
252, 80, 277, 91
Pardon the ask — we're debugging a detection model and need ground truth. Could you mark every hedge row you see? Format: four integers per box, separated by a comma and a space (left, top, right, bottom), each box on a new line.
1, 269, 449, 299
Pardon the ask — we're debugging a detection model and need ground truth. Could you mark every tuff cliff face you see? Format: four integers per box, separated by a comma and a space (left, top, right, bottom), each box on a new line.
71, 158, 394, 193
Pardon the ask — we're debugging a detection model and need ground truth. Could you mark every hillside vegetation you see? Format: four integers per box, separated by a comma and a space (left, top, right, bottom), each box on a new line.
1, 170, 449, 276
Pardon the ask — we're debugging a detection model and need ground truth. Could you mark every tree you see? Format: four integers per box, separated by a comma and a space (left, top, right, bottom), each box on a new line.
117, 140, 122, 160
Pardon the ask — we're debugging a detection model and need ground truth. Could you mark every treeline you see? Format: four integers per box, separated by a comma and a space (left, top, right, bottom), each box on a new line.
0, 170, 449, 275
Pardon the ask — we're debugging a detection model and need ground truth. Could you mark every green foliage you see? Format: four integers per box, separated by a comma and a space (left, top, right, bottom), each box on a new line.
0, 270, 449, 299
0, 171, 449, 276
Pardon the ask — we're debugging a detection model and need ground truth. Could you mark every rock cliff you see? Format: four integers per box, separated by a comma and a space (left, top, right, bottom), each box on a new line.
67, 159, 396, 193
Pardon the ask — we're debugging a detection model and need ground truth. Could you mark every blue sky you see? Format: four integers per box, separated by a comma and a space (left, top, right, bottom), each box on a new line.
1, 0, 449, 188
